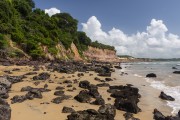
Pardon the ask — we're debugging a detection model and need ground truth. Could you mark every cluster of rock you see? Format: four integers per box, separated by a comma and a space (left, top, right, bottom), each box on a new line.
108, 85, 141, 114
67, 104, 116, 120
74, 80, 105, 105
0, 75, 25, 120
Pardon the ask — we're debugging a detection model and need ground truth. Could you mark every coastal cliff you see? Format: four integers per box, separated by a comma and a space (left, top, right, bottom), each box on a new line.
84, 46, 118, 62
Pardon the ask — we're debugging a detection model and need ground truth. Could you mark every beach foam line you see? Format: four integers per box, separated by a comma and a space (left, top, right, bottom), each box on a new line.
134, 74, 143, 78
145, 78, 180, 115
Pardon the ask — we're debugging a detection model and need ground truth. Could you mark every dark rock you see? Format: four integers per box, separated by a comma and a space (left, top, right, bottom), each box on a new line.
21, 86, 33, 92
0, 85, 9, 99
79, 80, 90, 89
107, 98, 111, 101
44, 84, 48, 89
98, 104, 116, 118
159, 91, 175, 101
114, 66, 122, 69
114, 97, 141, 114
67, 104, 116, 120
88, 84, 100, 98
97, 83, 110, 87
105, 78, 113, 81
153, 109, 180, 120
54, 91, 64, 96
91, 97, 105, 105
67, 84, 72, 87
4, 70, 12, 74
98, 73, 111, 77
24, 72, 37, 75
0, 76, 12, 89
12, 68, 20, 71
95, 77, 101, 81
56, 86, 64, 90
11, 95, 27, 104
0, 98, 11, 120
74, 90, 91, 103
51, 97, 64, 104
62, 106, 75, 113
34, 81, 40, 86
172, 67, 177, 70
6, 75, 24, 83
73, 79, 78, 84
77, 73, 84, 77
146, 73, 157, 78
173, 71, 180, 74
63, 80, 72, 84
153, 109, 166, 120
33, 72, 50, 80
52, 95, 72, 104
25, 89, 43, 99
123, 112, 140, 120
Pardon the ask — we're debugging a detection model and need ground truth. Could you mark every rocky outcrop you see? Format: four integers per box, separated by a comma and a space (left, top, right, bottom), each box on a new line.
84, 46, 118, 62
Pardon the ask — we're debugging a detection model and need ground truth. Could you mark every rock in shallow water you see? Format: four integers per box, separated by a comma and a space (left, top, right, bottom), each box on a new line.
173, 71, 180, 74
159, 91, 175, 101
146, 73, 157, 78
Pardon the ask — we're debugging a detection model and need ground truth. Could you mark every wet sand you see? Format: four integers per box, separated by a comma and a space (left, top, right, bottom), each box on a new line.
0, 65, 172, 120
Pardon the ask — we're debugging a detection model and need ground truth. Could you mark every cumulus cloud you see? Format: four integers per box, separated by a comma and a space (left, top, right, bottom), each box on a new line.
82, 16, 180, 58
45, 8, 60, 17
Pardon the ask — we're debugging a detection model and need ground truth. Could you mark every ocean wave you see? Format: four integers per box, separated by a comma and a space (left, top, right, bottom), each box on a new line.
145, 78, 180, 114
133, 74, 143, 78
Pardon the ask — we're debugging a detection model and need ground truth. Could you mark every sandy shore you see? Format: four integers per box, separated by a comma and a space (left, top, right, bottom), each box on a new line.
0, 64, 172, 120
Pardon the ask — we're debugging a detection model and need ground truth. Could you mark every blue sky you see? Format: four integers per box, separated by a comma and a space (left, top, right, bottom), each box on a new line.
34, 0, 180, 35
34, 0, 180, 58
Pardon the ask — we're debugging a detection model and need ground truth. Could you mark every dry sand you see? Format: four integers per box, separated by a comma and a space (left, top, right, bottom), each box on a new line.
0, 65, 172, 120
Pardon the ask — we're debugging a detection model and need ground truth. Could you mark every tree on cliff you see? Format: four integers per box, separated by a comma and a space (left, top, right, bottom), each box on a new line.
0, 0, 115, 60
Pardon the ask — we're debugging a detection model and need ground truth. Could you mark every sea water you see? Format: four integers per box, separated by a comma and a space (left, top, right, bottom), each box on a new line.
121, 61, 180, 114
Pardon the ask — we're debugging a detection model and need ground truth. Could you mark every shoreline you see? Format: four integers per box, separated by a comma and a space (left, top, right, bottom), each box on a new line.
0, 61, 176, 120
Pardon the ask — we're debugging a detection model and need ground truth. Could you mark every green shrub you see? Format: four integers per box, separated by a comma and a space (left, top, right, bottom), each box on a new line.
48, 47, 58, 55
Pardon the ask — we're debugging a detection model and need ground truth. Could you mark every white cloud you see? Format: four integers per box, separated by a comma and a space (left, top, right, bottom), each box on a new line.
45, 8, 60, 17
82, 16, 180, 58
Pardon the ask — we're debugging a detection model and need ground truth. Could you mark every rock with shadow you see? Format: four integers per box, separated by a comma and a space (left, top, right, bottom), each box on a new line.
146, 73, 157, 78
159, 91, 175, 101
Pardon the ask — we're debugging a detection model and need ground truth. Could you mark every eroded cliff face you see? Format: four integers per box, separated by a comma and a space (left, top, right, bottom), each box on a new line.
83, 46, 118, 62
41, 43, 118, 62
43, 42, 82, 61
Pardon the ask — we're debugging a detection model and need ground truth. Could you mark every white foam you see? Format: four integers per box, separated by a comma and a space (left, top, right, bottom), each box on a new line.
145, 78, 180, 114
134, 74, 143, 78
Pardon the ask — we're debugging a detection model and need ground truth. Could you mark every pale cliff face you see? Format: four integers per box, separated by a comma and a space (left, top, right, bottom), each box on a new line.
42, 43, 118, 62
83, 46, 118, 62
